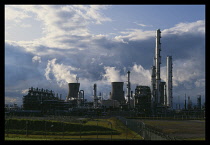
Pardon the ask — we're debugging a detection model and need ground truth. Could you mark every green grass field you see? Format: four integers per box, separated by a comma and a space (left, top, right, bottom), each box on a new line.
5, 117, 143, 141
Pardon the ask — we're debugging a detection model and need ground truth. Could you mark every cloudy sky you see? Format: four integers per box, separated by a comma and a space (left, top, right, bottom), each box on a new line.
5, 5, 205, 108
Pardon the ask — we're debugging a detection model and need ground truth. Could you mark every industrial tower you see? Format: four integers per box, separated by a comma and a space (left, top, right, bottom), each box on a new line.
127, 71, 131, 109
93, 83, 98, 108
151, 29, 162, 105
166, 56, 173, 108
151, 29, 173, 111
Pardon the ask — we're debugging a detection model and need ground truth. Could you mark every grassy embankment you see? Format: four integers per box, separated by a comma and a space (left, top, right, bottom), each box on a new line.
5, 117, 143, 140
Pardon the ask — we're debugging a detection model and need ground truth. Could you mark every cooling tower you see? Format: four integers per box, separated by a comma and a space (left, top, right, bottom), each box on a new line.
68, 83, 80, 99
110, 82, 125, 103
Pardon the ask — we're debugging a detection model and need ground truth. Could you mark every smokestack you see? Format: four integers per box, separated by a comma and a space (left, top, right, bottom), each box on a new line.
110, 82, 125, 103
93, 84, 97, 98
155, 29, 161, 104
93, 84, 98, 108
166, 56, 173, 107
127, 71, 131, 109
184, 93, 187, 110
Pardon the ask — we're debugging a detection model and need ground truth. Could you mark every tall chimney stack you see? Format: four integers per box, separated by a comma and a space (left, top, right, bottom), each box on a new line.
93, 84, 98, 108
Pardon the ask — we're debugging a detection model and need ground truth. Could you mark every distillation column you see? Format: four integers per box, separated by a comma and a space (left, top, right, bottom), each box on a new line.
166, 56, 173, 107
155, 29, 161, 104
151, 66, 156, 104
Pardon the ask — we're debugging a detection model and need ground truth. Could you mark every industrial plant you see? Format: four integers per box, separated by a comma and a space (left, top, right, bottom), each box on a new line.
6, 29, 205, 118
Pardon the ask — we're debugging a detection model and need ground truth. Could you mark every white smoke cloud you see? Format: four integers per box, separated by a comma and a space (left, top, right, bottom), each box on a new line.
21, 89, 28, 94
102, 64, 151, 87
130, 63, 151, 86
160, 58, 205, 89
172, 59, 203, 86
45, 58, 78, 87
103, 66, 123, 82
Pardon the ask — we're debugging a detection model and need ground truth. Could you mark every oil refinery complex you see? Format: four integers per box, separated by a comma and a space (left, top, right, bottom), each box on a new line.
5, 29, 205, 118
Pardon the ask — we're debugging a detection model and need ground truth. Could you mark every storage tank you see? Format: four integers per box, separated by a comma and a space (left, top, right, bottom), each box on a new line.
110, 82, 125, 103
67, 83, 80, 99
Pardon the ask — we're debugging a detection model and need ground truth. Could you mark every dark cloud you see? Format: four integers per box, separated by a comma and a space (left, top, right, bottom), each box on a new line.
162, 32, 205, 62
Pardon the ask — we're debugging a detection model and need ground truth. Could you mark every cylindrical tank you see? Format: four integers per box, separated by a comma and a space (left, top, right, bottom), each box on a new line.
68, 83, 80, 99
110, 82, 125, 103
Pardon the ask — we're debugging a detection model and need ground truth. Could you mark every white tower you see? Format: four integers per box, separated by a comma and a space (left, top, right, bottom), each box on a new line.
166, 56, 173, 107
